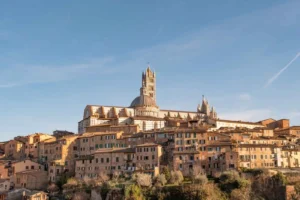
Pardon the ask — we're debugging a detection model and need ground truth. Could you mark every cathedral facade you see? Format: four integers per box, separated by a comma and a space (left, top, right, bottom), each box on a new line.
78, 67, 217, 134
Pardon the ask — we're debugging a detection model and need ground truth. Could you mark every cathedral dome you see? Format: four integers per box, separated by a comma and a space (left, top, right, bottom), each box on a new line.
130, 95, 157, 108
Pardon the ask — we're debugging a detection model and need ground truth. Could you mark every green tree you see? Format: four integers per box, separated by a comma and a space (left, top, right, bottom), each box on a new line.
125, 184, 145, 200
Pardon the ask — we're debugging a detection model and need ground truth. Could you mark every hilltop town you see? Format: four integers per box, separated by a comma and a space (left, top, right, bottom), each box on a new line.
1, 67, 300, 199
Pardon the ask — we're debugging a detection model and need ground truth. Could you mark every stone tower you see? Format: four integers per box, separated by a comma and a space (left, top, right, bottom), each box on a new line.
140, 66, 156, 102
200, 95, 210, 116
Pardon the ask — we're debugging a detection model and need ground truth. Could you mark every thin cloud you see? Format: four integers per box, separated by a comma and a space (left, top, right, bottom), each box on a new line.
0, 56, 114, 88
290, 112, 300, 118
219, 109, 272, 122
264, 52, 300, 88
238, 93, 251, 101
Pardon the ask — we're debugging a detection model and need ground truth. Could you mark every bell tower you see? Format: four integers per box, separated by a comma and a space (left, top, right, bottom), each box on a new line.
141, 65, 156, 102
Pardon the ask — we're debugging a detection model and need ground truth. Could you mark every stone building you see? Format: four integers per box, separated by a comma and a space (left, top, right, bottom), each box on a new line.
75, 131, 125, 157
39, 135, 78, 182
4, 139, 25, 160
0, 179, 10, 193
275, 126, 300, 136
208, 119, 265, 130
78, 66, 217, 134
237, 144, 276, 169
274, 145, 300, 168
259, 118, 290, 129
75, 143, 162, 179
15, 170, 48, 190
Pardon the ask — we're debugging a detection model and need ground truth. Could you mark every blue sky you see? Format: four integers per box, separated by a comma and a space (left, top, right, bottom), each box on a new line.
1, 0, 300, 140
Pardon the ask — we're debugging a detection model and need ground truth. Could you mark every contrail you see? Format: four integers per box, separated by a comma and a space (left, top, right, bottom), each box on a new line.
264, 52, 300, 88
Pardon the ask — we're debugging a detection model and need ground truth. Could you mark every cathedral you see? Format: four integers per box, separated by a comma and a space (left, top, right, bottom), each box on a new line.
78, 67, 217, 134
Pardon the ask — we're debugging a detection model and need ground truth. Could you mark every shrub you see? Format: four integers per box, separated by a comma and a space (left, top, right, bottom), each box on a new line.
271, 172, 287, 186
169, 171, 184, 185
194, 174, 208, 185
112, 171, 121, 181
155, 174, 167, 187
134, 173, 152, 187
72, 191, 90, 200
47, 183, 59, 194
97, 171, 110, 184
63, 177, 80, 190
125, 184, 144, 200
219, 170, 250, 194
161, 166, 171, 182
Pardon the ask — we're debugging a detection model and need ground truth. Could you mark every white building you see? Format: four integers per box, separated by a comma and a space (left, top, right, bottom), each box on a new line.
78, 67, 217, 134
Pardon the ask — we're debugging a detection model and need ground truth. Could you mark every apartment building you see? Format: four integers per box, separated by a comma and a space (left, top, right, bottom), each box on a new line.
4, 139, 25, 160
76, 131, 125, 157
15, 170, 48, 190
237, 144, 276, 169
39, 135, 78, 182
75, 143, 162, 179
275, 126, 300, 136
274, 145, 300, 168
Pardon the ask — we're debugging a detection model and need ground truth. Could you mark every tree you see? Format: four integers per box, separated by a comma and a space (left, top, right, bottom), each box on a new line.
161, 166, 171, 182
190, 165, 205, 183
169, 171, 184, 185
154, 174, 167, 187
194, 174, 208, 185
97, 171, 110, 183
47, 183, 59, 195
112, 171, 121, 181
219, 170, 250, 194
125, 184, 144, 200
133, 173, 152, 187
72, 191, 90, 200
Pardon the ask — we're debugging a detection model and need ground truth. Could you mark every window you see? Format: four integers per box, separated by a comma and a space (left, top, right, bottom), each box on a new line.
106, 158, 109, 163
152, 155, 155, 160
96, 158, 98, 163
144, 156, 149, 160
116, 157, 119, 162
31, 166, 34, 170
26, 166, 29, 170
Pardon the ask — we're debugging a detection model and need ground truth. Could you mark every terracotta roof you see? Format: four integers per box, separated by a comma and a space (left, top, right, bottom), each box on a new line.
16, 170, 46, 174
275, 126, 300, 131
0, 179, 9, 183
136, 143, 161, 147
43, 138, 57, 144
206, 142, 233, 147
238, 144, 276, 148
216, 119, 264, 125
93, 148, 135, 154
78, 131, 122, 138
173, 150, 200, 154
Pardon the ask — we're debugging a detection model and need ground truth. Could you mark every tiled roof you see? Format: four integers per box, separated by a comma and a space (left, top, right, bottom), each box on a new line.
93, 148, 135, 154
78, 131, 122, 138
136, 143, 160, 147
216, 119, 264, 125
